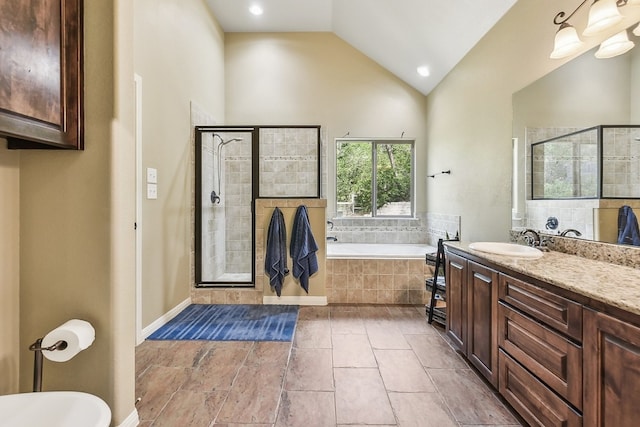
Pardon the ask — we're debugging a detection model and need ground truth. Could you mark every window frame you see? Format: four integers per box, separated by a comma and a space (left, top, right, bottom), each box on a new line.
335, 137, 415, 218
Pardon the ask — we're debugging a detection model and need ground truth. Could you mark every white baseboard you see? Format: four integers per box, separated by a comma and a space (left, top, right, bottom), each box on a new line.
263, 295, 327, 306
140, 298, 191, 340
116, 408, 139, 427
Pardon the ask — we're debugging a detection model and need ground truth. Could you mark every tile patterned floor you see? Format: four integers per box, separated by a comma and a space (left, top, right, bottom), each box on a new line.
135, 304, 524, 426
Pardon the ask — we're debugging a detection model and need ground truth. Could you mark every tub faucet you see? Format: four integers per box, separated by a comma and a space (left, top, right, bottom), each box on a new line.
326, 236, 338, 241
560, 228, 582, 237
521, 229, 541, 247
327, 220, 334, 230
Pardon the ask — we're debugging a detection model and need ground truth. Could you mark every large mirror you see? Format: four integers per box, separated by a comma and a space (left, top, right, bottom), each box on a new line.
512, 37, 640, 244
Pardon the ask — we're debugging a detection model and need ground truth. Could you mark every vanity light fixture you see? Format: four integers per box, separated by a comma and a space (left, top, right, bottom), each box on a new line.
551, 0, 638, 59
417, 65, 430, 77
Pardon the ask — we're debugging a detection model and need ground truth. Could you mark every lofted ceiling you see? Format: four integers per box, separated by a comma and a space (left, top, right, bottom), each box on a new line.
206, 0, 517, 95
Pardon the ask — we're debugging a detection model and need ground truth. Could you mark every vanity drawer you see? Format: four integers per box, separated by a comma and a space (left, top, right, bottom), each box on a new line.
499, 274, 582, 341
499, 350, 582, 427
498, 303, 582, 410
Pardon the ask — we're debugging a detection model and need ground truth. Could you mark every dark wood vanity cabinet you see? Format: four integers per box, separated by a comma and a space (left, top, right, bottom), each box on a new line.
467, 261, 498, 387
583, 308, 640, 427
445, 252, 466, 351
497, 274, 583, 426
446, 246, 640, 426
445, 252, 498, 387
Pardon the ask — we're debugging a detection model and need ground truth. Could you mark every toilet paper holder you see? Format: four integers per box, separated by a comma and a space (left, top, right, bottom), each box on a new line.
28, 319, 95, 392
29, 338, 68, 392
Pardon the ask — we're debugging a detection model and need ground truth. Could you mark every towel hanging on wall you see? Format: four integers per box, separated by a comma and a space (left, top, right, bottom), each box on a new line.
290, 205, 319, 293
265, 207, 289, 296
617, 205, 640, 246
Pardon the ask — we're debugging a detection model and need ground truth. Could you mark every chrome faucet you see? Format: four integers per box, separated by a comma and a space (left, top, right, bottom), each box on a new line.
560, 228, 582, 237
326, 236, 338, 242
521, 229, 541, 247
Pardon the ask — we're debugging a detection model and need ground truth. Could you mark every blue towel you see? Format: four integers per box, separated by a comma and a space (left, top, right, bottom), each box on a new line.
290, 205, 319, 293
265, 207, 289, 296
617, 205, 640, 246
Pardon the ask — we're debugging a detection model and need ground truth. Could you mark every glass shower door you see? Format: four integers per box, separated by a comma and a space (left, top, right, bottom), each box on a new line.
195, 127, 255, 286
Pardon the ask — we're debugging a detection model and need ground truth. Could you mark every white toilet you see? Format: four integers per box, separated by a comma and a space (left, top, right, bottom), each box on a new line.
0, 391, 111, 427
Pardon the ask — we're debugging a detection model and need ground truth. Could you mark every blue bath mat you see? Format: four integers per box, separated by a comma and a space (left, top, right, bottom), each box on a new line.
148, 304, 299, 342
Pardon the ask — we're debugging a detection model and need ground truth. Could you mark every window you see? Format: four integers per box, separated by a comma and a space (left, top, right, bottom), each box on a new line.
336, 139, 414, 217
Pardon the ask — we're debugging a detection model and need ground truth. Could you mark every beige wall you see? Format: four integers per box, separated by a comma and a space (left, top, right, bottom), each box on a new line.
0, 146, 20, 394
14, 0, 137, 424
224, 32, 428, 217
425, 0, 640, 242
0, 0, 139, 424
134, 0, 225, 328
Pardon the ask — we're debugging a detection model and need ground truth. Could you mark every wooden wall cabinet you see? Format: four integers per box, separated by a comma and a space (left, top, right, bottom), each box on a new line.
445, 252, 498, 387
0, 0, 84, 149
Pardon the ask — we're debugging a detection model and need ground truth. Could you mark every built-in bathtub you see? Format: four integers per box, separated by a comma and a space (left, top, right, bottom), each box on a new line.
325, 242, 436, 305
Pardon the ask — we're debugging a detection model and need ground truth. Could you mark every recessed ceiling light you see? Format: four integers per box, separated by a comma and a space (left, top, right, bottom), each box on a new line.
417, 65, 430, 77
249, 4, 263, 16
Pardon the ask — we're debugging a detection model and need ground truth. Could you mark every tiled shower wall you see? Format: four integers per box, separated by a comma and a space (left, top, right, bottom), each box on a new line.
602, 127, 640, 198
259, 127, 319, 197
224, 138, 253, 274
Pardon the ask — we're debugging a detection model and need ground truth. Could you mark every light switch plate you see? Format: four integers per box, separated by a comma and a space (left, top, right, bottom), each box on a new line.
147, 183, 158, 199
147, 167, 157, 184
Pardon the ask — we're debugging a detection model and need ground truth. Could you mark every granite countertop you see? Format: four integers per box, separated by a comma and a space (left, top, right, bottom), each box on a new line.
445, 241, 640, 318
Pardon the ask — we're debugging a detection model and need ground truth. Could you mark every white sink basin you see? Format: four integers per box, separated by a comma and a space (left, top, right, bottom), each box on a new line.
0, 391, 111, 427
469, 242, 543, 259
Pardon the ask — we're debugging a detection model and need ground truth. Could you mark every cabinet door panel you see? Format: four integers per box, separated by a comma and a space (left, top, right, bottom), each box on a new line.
446, 252, 467, 352
499, 274, 582, 341
498, 303, 582, 409
499, 350, 582, 427
584, 309, 640, 427
467, 261, 498, 387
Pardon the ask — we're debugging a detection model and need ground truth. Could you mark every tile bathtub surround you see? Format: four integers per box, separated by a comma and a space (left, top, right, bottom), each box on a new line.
326, 258, 433, 304
328, 212, 460, 245
135, 304, 523, 426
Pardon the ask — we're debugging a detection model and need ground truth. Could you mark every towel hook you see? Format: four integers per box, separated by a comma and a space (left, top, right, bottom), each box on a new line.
427, 170, 451, 178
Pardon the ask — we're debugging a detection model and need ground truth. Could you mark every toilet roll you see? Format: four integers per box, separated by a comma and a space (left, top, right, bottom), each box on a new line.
41, 319, 96, 362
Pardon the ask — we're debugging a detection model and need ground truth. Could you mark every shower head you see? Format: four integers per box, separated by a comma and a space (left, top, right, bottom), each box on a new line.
213, 134, 244, 146
221, 137, 243, 146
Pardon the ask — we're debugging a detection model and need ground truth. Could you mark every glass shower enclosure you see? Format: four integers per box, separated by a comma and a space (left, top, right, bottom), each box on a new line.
195, 125, 321, 287
195, 127, 256, 286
